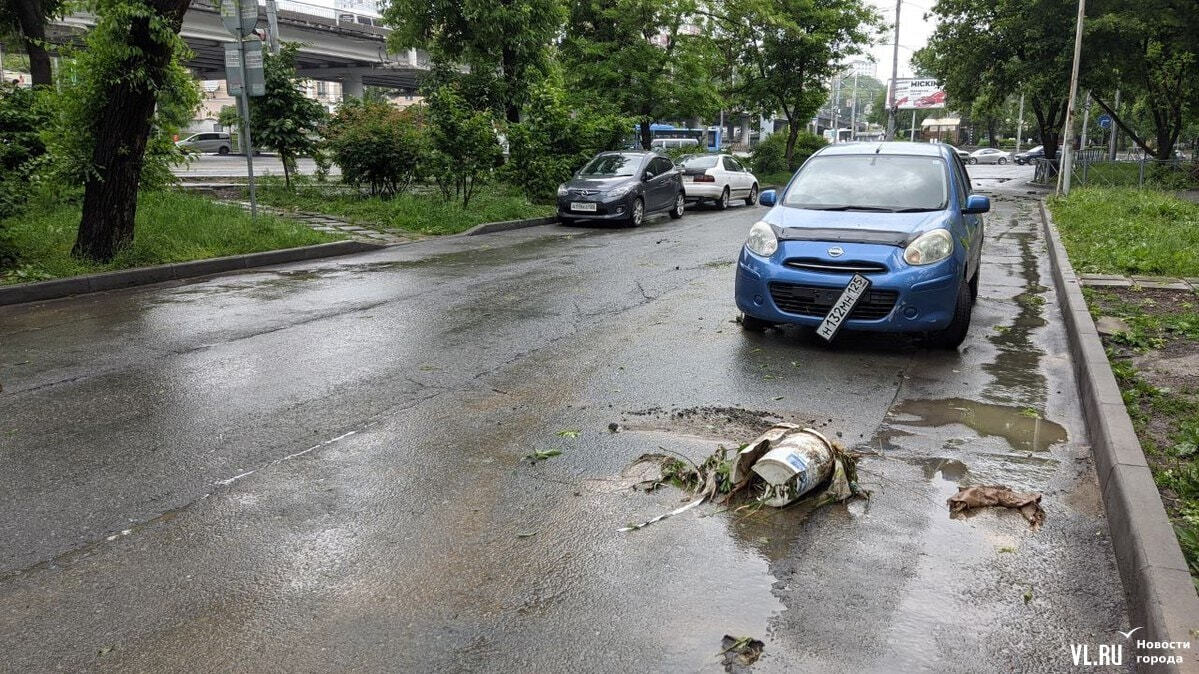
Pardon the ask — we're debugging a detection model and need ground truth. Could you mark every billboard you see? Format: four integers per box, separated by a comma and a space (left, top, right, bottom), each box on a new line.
893, 79, 947, 110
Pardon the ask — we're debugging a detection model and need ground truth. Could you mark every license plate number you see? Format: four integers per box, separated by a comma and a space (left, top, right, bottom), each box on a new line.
815, 274, 872, 342
571, 202, 597, 212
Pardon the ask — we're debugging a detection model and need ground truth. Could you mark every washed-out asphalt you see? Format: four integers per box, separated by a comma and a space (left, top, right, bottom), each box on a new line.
0, 163, 1129, 671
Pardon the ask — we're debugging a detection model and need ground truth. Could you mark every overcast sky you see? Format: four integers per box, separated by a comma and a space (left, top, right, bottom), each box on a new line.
864, 0, 938, 81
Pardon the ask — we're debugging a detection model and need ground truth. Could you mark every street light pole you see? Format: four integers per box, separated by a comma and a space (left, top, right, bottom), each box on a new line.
1015, 93, 1024, 156
1058, 0, 1087, 195
885, 0, 901, 140
851, 71, 858, 141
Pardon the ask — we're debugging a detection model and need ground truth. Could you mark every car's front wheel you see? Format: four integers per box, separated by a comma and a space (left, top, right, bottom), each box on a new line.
717, 187, 730, 210
745, 184, 758, 206
927, 280, 973, 349
740, 313, 773, 332
629, 198, 644, 227
669, 192, 685, 219
968, 157, 978, 165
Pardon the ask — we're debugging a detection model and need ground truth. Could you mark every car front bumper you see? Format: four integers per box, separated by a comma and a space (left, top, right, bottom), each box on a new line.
734, 240, 963, 333
556, 193, 636, 221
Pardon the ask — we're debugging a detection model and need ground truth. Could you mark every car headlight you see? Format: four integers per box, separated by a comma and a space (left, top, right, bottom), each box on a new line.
745, 221, 778, 257
606, 183, 635, 197
557, 184, 569, 197
904, 228, 954, 265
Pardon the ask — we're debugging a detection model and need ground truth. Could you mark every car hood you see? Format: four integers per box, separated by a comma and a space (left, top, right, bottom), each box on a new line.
563, 177, 636, 190
764, 206, 948, 246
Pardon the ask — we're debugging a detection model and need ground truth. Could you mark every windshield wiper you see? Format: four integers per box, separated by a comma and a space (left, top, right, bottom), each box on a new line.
804, 205, 897, 212
892, 207, 939, 213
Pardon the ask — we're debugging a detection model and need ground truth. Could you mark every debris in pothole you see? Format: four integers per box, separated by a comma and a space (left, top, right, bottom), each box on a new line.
947, 485, 1045, 529
618, 424, 862, 531
719, 635, 764, 668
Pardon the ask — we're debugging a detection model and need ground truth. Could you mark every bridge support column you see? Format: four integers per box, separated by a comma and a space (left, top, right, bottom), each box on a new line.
342, 72, 364, 100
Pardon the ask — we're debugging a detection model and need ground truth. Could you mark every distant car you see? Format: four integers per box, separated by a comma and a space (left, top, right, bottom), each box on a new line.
941, 144, 971, 161
679, 153, 759, 210
556, 151, 686, 227
735, 142, 988, 349
175, 132, 231, 155
1015, 145, 1044, 165
968, 147, 1010, 165
650, 138, 700, 151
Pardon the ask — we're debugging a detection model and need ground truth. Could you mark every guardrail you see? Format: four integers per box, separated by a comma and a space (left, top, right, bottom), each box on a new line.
270, 0, 385, 27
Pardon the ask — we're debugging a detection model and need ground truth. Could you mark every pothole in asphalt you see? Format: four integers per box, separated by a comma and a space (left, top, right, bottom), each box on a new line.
885, 397, 1067, 453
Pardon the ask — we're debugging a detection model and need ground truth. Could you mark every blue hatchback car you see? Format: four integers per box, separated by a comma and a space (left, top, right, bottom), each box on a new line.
734, 142, 988, 348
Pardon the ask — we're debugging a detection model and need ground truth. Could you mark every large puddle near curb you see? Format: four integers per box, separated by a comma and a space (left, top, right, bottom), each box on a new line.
887, 397, 1067, 452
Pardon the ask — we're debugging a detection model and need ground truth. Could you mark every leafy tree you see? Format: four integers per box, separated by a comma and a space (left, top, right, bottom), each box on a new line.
563, 0, 721, 149
382, 0, 565, 122
748, 129, 826, 175
917, 0, 1078, 161
717, 0, 881, 167
47, 0, 198, 262
323, 98, 428, 197
505, 74, 630, 200
1086, 0, 1198, 160
426, 83, 502, 207
0, 0, 62, 85
248, 43, 326, 189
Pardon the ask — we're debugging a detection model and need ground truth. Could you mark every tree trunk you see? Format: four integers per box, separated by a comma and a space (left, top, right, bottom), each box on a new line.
639, 118, 652, 150
987, 119, 998, 148
11, 0, 53, 86
784, 119, 800, 170
71, 0, 190, 262
501, 46, 520, 124
282, 154, 292, 190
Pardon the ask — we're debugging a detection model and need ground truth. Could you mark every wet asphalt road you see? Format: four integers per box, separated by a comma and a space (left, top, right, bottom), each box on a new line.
0, 164, 1129, 671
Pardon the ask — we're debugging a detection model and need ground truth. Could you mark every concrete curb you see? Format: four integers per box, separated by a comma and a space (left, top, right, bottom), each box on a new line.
462, 215, 557, 236
1040, 200, 1199, 670
0, 240, 384, 307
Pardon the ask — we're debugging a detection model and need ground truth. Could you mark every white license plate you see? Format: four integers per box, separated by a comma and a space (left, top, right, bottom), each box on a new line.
571, 201, 597, 212
815, 274, 872, 342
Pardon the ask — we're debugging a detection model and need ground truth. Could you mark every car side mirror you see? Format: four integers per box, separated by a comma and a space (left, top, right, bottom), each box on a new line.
964, 194, 990, 214
759, 189, 777, 207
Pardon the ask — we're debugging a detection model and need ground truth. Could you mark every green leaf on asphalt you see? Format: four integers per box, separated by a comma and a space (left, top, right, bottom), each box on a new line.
524, 449, 562, 462
516, 531, 537, 538
556, 429, 582, 438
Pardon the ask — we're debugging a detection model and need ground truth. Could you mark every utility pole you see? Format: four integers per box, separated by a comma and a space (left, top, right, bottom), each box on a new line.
910, 109, 917, 141
265, 0, 281, 54
885, 0, 901, 140
850, 71, 859, 141
1108, 88, 1120, 160
1058, 0, 1087, 195
1079, 91, 1091, 151
831, 75, 840, 143
1015, 93, 1024, 155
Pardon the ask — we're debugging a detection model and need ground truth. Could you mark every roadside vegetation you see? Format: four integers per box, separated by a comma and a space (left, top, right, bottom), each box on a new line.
1050, 188, 1199, 277
1053, 187, 1199, 586
256, 180, 551, 236
0, 190, 338, 285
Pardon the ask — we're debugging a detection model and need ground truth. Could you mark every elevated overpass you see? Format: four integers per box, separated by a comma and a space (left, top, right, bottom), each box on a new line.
50, 0, 429, 95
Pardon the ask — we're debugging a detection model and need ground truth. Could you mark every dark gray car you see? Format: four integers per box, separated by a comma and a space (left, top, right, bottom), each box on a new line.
556, 151, 686, 227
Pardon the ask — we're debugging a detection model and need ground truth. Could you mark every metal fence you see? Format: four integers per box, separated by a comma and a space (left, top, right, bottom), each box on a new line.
1033, 154, 1198, 190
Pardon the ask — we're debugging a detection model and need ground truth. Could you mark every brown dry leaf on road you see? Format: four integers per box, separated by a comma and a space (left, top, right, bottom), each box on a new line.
947, 484, 1045, 529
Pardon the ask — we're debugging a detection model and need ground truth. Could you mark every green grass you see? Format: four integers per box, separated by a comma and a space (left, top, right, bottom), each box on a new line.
255, 180, 553, 236
1049, 187, 1199, 277
1077, 161, 1198, 190
1, 189, 341, 285
757, 171, 793, 189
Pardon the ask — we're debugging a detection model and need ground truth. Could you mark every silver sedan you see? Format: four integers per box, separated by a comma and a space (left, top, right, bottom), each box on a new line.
967, 147, 1011, 165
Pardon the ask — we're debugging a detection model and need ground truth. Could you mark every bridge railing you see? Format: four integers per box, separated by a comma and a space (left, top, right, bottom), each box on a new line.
270, 0, 385, 27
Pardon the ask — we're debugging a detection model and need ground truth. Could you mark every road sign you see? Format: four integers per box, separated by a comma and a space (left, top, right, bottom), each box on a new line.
224, 39, 265, 97
1098, 114, 1112, 129
220, 0, 258, 38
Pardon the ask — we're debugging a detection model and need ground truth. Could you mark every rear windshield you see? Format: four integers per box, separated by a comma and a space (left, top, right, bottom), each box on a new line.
580, 154, 641, 177
781, 155, 948, 212
681, 155, 718, 169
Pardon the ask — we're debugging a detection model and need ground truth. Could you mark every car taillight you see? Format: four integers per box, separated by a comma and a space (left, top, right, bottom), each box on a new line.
694, 174, 715, 182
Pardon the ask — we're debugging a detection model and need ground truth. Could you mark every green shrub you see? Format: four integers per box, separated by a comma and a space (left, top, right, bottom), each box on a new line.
505, 78, 629, 202
426, 83, 503, 207
324, 99, 428, 197
749, 131, 826, 176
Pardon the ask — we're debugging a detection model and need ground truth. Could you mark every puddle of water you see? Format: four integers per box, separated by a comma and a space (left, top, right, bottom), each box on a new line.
983, 230, 1049, 404
911, 457, 969, 481
888, 397, 1067, 452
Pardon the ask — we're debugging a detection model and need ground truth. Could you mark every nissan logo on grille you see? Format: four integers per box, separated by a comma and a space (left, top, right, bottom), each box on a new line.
827, 246, 845, 258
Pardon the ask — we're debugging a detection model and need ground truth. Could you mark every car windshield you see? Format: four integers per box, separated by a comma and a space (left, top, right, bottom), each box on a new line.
781, 154, 948, 212
681, 155, 718, 169
579, 154, 641, 177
